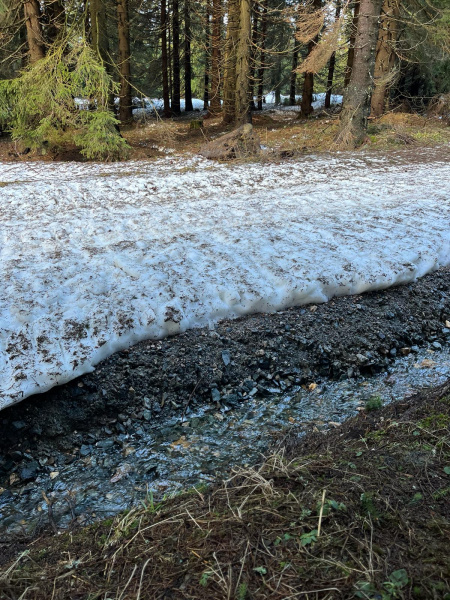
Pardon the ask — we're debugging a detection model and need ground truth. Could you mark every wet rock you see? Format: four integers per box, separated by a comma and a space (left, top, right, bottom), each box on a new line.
80, 445, 92, 457
0, 489, 13, 505
97, 439, 115, 450
211, 388, 221, 403
9, 451, 23, 461
20, 461, 39, 481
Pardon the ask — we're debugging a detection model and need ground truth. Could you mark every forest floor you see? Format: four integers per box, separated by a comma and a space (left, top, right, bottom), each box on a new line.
123, 109, 450, 161
1, 379, 449, 599
0, 108, 449, 162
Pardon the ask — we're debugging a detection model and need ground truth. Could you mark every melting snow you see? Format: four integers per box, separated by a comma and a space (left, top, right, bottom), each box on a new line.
0, 148, 449, 409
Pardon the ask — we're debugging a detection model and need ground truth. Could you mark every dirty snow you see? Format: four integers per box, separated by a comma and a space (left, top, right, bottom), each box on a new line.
0, 148, 449, 409
130, 92, 342, 119
132, 97, 205, 118
263, 91, 343, 110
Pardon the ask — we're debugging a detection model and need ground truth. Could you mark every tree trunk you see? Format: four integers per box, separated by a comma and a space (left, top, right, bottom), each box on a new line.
90, 0, 109, 63
289, 25, 300, 106
324, 0, 341, 108
249, 6, 258, 110
274, 56, 282, 105
257, 1, 267, 111
300, 62, 314, 116
172, 0, 181, 113
222, 0, 240, 123
117, 0, 132, 123
336, 0, 383, 148
168, 14, 173, 104
344, 0, 360, 87
161, 0, 171, 117
210, 0, 222, 113
235, 0, 252, 124
300, 0, 321, 117
203, 0, 211, 110
90, 0, 114, 109
23, 0, 45, 63
184, 0, 193, 111
370, 0, 399, 117
45, 0, 64, 45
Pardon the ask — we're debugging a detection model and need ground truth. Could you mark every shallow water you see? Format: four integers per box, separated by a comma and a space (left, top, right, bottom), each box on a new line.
1, 344, 449, 536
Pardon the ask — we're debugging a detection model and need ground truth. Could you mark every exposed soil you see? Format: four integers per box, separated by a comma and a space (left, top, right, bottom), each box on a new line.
1, 267, 449, 481
1, 376, 449, 599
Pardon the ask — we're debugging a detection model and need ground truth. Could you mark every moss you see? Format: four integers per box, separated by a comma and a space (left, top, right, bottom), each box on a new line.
419, 413, 450, 429
365, 396, 383, 412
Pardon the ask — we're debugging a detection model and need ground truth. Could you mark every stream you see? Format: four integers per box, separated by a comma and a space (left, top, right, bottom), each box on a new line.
1, 343, 449, 537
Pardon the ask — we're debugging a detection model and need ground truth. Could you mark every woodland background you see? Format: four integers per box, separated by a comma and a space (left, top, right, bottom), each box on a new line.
0, 0, 449, 159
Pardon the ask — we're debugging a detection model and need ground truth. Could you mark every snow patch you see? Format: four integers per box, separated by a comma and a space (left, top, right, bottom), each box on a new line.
0, 149, 449, 409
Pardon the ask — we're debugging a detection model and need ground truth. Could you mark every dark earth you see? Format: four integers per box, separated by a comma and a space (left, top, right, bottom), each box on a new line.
1, 266, 449, 490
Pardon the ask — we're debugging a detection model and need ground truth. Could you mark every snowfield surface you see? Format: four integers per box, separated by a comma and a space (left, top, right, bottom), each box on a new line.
0, 148, 450, 409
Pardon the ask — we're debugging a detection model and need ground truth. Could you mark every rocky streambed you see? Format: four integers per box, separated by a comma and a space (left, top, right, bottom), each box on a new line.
1, 267, 449, 538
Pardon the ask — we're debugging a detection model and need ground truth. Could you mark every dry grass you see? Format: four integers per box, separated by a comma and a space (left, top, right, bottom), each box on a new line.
1, 382, 449, 599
